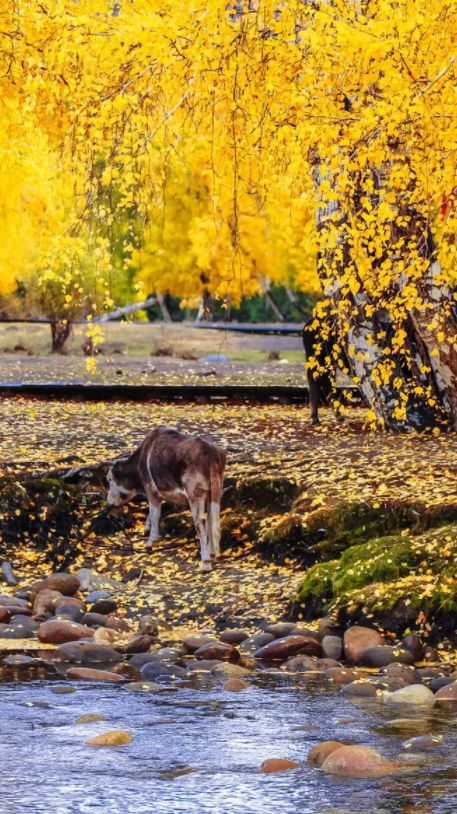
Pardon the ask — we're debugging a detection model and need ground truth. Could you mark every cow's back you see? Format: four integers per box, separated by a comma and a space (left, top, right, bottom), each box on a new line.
137, 428, 224, 495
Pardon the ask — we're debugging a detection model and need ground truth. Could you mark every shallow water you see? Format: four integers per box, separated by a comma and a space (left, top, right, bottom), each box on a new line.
1, 674, 457, 814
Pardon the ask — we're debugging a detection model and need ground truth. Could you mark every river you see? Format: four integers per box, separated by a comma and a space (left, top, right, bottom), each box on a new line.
1, 673, 456, 814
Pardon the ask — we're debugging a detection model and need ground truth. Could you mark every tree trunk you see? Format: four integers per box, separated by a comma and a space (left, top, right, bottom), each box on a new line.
156, 291, 172, 322
312, 164, 447, 431
50, 318, 72, 353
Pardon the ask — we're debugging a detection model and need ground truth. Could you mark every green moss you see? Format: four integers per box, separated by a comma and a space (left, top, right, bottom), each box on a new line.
260, 513, 304, 547
332, 535, 421, 595
302, 498, 426, 559
295, 523, 457, 628
296, 559, 337, 607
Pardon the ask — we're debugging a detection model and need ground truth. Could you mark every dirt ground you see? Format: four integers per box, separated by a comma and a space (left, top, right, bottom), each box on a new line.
1, 398, 456, 636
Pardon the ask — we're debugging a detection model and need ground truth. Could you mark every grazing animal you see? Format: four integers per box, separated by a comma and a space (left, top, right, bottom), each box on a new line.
106, 427, 226, 572
302, 316, 349, 424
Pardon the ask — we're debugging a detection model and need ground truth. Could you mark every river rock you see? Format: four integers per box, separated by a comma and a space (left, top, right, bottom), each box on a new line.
434, 681, 457, 703
112, 663, 142, 681
375, 677, 410, 693
260, 758, 299, 773
106, 614, 131, 633
87, 730, 132, 747
325, 667, 359, 685
210, 662, 251, 678
76, 713, 107, 724
281, 655, 319, 673
6, 613, 40, 632
87, 598, 117, 616
430, 676, 454, 692
384, 684, 435, 706
254, 635, 322, 662
122, 681, 164, 693
0, 595, 28, 609
402, 634, 425, 662
239, 633, 275, 654
307, 741, 345, 767
140, 661, 187, 680
0, 607, 11, 623
359, 646, 415, 668
115, 635, 152, 655
318, 616, 343, 638
321, 745, 399, 778
264, 622, 297, 638
38, 620, 94, 644
55, 605, 84, 623
1, 624, 35, 639
81, 612, 107, 628
343, 626, 385, 665
223, 678, 249, 692
33, 589, 63, 617
322, 635, 343, 660
138, 615, 159, 637
66, 667, 124, 682
148, 647, 183, 663
194, 641, 239, 663
130, 649, 181, 669
130, 653, 163, 669
36, 573, 80, 597
342, 680, 379, 698
219, 629, 249, 645
382, 663, 419, 684
186, 659, 222, 672
182, 635, 215, 654
52, 596, 83, 610
403, 735, 443, 750
54, 642, 122, 665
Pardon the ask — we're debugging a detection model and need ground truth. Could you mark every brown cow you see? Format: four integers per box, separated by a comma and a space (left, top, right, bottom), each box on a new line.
106, 427, 226, 571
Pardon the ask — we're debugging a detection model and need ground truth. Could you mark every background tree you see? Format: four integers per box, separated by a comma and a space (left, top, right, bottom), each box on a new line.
1, 0, 457, 424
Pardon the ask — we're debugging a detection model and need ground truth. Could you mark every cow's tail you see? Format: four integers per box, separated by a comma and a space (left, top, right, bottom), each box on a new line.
207, 451, 225, 558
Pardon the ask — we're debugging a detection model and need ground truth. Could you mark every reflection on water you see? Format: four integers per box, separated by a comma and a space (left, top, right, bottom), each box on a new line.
1, 674, 457, 814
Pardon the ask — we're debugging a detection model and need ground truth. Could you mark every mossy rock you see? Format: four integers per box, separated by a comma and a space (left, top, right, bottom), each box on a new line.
303, 498, 427, 559
294, 522, 457, 635
161, 510, 193, 538
332, 535, 421, 595
234, 476, 298, 510
295, 559, 337, 618
220, 510, 257, 549
257, 513, 321, 565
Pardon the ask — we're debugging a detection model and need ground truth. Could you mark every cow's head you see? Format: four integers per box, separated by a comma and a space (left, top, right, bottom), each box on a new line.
106, 457, 140, 506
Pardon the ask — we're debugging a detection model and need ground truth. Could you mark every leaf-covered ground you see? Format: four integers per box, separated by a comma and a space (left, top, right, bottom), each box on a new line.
1, 397, 457, 639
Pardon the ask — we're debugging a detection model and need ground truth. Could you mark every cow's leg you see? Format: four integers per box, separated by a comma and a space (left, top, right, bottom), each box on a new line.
145, 487, 161, 548
307, 372, 320, 424
188, 495, 212, 572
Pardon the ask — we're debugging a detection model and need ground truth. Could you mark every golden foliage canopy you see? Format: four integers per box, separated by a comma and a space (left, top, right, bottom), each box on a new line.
1, 0, 456, 313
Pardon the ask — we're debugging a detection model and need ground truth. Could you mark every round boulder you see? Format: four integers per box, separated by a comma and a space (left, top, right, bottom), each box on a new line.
219, 629, 249, 645
384, 684, 435, 706
54, 642, 122, 665
322, 635, 343, 661
307, 741, 345, 767
343, 626, 385, 665
260, 758, 299, 774
321, 745, 399, 778
66, 667, 124, 681
434, 681, 457, 704
359, 646, 415, 668
254, 635, 322, 662
194, 641, 239, 663
37, 620, 94, 644
36, 573, 80, 597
